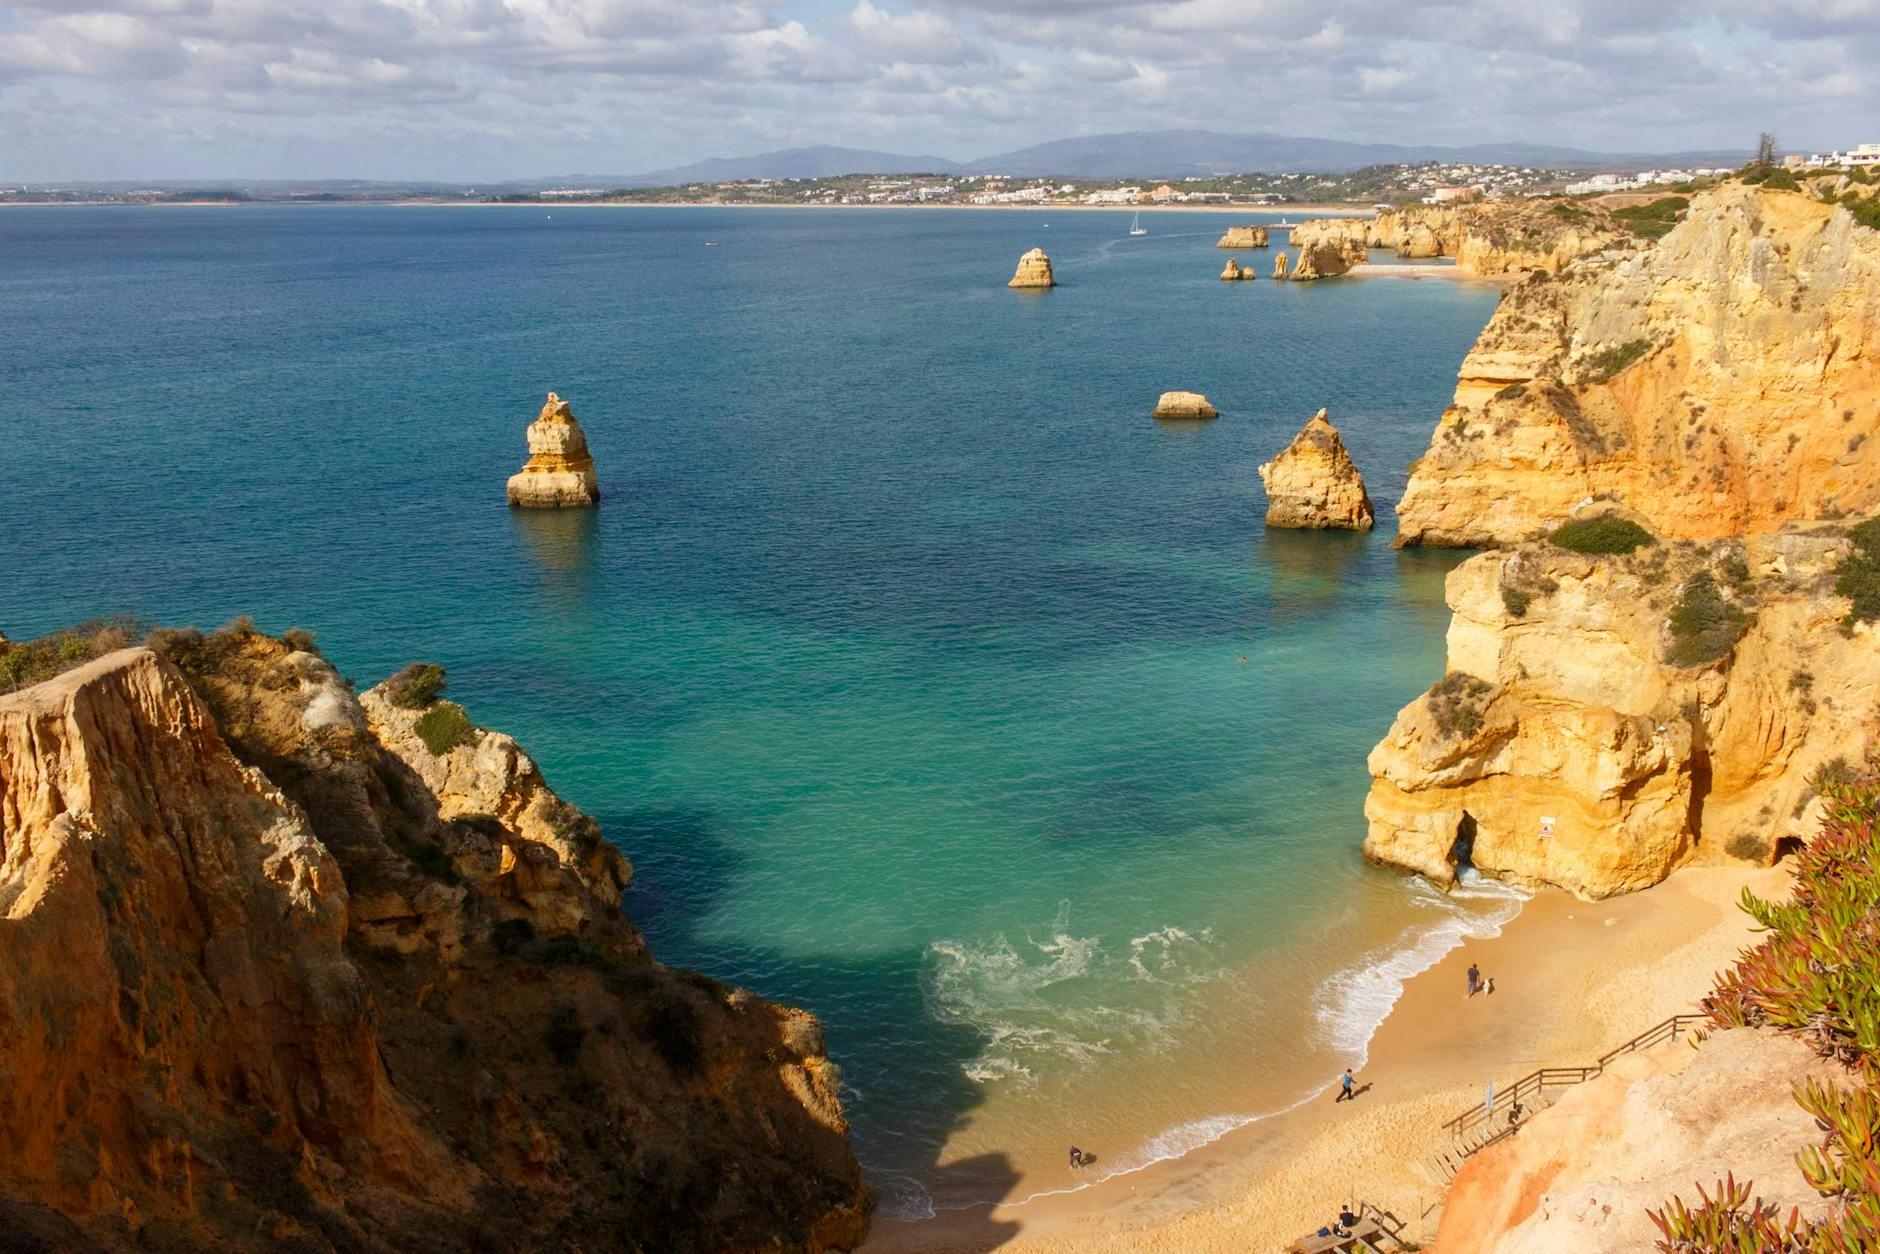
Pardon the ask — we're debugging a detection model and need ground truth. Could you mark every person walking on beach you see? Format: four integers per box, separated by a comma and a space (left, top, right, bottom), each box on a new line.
1466, 962, 1481, 998
1335, 1068, 1355, 1102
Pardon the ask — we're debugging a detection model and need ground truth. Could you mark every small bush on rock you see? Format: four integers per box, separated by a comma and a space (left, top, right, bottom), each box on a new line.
1427, 672, 1494, 740
1835, 517, 1880, 628
1665, 571, 1752, 667
1551, 516, 1656, 555
414, 703, 476, 755
385, 662, 447, 709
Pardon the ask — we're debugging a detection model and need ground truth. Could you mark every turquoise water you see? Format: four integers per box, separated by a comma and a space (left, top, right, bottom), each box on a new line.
0, 205, 1506, 1215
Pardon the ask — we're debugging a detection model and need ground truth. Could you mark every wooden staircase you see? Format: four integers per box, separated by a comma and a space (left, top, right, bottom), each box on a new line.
1285, 1204, 1409, 1253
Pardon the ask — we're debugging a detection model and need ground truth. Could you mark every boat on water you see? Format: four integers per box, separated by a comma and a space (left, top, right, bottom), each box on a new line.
1129, 212, 1147, 237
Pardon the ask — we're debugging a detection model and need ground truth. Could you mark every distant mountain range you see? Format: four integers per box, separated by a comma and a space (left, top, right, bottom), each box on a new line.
549, 130, 1750, 188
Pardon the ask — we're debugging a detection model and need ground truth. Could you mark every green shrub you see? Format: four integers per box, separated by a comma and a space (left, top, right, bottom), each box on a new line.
1550, 516, 1656, 554
1581, 338, 1653, 383
280, 626, 319, 654
0, 616, 149, 694
1665, 571, 1752, 666
1426, 672, 1494, 739
384, 661, 447, 709
1724, 833, 1769, 863
1653, 771, 1880, 1250
1501, 584, 1532, 617
1835, 516, 1880, 627
414, 703, 476, 755
1611, 196, 1690, 240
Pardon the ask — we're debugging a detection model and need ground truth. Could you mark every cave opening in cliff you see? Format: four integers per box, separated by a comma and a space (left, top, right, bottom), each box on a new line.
1448, 812, 1478, 875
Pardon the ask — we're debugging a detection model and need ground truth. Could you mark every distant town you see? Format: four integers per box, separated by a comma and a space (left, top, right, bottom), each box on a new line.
5, 145, 1876, 208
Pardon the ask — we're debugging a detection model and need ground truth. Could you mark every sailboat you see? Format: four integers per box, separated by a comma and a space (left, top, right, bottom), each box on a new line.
1129, 212, 1147, 237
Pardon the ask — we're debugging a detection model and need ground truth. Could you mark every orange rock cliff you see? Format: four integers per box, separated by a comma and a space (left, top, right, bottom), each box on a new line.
0, 628, 869, 1251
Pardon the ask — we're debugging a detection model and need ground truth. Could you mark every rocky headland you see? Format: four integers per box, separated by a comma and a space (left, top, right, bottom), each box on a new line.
1395, 185, 1880, 548
1008, 246, 1055, 288
1289, 196, 1630, 279
1214, 225, 1269, 249
0, 625, 868, 1251
506, 391, 600, 508
1151, 390, 1218, 420
1256, 409, 1374, 530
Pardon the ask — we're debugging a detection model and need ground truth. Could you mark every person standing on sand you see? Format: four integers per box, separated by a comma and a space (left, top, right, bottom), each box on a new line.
1466, 962, 1481, 997
1335, 1068, 1355, 1102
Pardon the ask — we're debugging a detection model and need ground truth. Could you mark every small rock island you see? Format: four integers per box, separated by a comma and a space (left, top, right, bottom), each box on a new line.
1219, 259, 1255, 281
1256, 408, 1374, 530
1216, 226, 1270, 249
1008, 247, 1056, 288
506, 391, 600, 508
1152, 390, 1219, 420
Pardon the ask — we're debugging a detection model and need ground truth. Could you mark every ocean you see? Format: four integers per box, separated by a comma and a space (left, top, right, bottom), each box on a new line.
0, 203, 1518, 1219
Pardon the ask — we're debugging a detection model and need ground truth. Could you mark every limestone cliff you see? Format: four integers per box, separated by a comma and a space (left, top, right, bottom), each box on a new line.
1289, 199, 1628, 278
1396, 185, 1880, 548
1008, 247, 1055, 288
1215, 225, 1269, 249
1364, 529, 1879, 898
1256, 409, 1374, 530
1437, 1029, 1841, 1252
1284, 239, 1366, 282
0, 629, 868, 1251
1152, 390, 1218, 420
506, 392, 600, 508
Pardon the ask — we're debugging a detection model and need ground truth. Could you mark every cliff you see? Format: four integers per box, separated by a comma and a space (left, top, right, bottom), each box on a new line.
1289, 198, 1628, 278
1008, 247, 1055, 288
1215, 225, 1269, 249
506, 392, 600, 508
1396, 185, 1880, 548
1437, 1029, 1841, 1251
1284, 238, 1366, 281
0, 629, 868, 1251
1363, 528, 1879, 898
1256, 409, 1374, 530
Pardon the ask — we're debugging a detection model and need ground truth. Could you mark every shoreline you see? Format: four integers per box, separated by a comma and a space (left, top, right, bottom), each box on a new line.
0, 200, 1378, 215
863, 861, 1785, 1252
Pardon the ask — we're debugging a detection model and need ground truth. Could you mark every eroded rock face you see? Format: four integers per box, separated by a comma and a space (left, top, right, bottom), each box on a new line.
0, 633, 869, 1251
506, 392, 600, 508
1008, 247, 1055, 288
1364, 530, 1879, 898
1257, 409, 1374, 530
1215, 225, 1270, 249
1396, 186, 1880, 548
1286, 239, 1367, 281
1289, 199, 1628, 278
1152, 390, 1219, 420
1438, 1029, 1841, 1252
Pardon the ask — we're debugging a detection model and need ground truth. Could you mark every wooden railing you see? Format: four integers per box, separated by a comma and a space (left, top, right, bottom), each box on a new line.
1442, 1013, 1709, 1142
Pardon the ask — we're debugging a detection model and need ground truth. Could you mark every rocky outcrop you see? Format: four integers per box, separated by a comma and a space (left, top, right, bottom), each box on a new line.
1219, 258, 1254, 281
1152, 390, 1219, 420
1364, 528, 1880, 898
1438, 1029, 1841, 1252
0, 630, 869, 1251
1256, 409, 1374, 530
1008, 247, 1055, 288
1396, 185, 1880, 547
1215, 225, 1270, 249
1285, 239, 1367, 281
506, 392, 599, 508
1289, 200, 1628, 279
1273, 252, 1290, 279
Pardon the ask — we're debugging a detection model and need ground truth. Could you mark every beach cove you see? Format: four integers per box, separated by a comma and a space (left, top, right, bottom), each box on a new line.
2, 202, 1515, 1228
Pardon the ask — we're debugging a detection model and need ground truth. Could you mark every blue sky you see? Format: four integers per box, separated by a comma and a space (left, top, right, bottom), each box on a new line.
0, 0, 1874, 180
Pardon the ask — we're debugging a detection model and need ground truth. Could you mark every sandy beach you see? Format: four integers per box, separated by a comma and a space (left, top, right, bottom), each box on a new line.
864, 862, 1787, 1253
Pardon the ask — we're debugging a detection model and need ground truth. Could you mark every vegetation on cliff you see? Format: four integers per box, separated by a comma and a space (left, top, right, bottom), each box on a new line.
1650, 770, 1880, 1249
1835, 517, 1880, 628
1551, 516, 1656, 555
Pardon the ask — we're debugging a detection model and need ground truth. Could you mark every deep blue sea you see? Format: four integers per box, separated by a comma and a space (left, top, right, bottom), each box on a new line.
0, 204, 1516, 1217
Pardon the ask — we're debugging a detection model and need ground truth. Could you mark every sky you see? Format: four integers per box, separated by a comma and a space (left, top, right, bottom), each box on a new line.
1, 0, 1875, 182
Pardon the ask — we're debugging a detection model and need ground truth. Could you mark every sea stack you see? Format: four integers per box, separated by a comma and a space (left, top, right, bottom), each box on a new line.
1152, 391, 1219, 420
1273, 252, 1290, 279
506, 392, 599, 508
1008, 247, 1056, 288
1219, 259, 1255, 281
1215, 226, 1270, 249
1256, 409, 1374, 530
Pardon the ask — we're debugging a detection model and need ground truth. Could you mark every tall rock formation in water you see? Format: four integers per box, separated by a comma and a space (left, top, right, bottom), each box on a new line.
1257, 409, 1375, 530
507, 392, 600, 508
1008, 247, 1055, 288
1395, 186, 1880, 548
1363, 529, 1880, 898
0, 628, 869, 1251
1219, 258, 1254, 281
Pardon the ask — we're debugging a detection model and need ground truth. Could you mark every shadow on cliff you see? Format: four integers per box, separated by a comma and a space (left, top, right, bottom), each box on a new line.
605, 807, 1024, 1251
